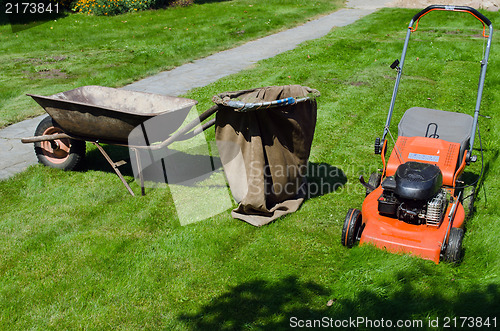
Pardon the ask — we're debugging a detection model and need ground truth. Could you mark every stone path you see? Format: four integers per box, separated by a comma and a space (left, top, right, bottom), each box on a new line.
0, 0, 394, 180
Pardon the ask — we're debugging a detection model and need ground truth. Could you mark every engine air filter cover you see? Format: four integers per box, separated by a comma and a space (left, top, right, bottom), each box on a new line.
395, 161, 443, 201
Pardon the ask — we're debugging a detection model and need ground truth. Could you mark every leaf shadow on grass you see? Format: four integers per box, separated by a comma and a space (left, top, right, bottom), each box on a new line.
178, 271, 500, 330
178, 276, 329, 330
330, 271, 500, 322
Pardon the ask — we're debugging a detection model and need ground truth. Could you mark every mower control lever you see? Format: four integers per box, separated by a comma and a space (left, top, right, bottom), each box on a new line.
390, 59, 400, 70
359, 175, 376, 192
374, 137, 383, 154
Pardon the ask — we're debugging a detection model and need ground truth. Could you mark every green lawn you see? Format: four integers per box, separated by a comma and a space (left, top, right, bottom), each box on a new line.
0, 0, 343, 128
1, 7, 500, 329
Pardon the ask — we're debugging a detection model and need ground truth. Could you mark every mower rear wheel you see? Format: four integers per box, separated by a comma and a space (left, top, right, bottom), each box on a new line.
341, 208, 362, 248
443, 227, 464, 263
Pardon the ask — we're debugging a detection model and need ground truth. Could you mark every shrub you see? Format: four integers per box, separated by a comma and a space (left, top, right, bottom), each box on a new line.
72, 0, 188, 16
169, 0, 194, 7
59, 0, 78, 10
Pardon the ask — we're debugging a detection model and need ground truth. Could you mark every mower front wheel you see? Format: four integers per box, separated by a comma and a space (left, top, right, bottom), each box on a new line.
443, 227, 464, 263
341, 208, 362, 248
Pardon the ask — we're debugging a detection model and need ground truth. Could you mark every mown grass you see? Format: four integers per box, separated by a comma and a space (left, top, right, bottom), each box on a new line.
1, 7, 500, 329
0, 0, 343, 128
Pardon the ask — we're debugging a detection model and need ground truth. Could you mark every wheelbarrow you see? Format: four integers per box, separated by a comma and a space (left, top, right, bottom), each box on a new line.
21, 85, 216, 196
21, 85, 317, 197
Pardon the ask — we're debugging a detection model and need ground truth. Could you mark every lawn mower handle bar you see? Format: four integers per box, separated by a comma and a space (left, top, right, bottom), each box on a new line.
412, 5, 492, 27
381, 5, 493, 164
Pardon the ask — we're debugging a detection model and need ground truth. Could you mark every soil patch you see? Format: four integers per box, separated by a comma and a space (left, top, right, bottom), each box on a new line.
23, 69, 69, 80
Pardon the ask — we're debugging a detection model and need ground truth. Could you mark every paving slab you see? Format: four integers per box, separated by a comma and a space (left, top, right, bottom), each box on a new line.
0, 0, 394, 181
0, 115, 45, 180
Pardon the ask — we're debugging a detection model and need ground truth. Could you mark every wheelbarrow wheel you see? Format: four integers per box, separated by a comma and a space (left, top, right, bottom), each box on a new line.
341, 208, 362, 248
34, 116, 86, 170
443, 227, 464, 263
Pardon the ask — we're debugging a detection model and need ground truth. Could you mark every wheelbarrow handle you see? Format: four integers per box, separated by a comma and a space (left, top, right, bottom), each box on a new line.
173, 118, 216, 142
146, 105, 218, 151
21, 133, 74, 143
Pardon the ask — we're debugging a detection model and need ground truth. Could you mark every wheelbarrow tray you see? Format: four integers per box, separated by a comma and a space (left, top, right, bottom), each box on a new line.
27, 86, 198, 144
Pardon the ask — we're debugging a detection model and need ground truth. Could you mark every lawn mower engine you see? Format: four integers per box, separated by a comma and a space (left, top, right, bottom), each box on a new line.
377, 161, 447, 226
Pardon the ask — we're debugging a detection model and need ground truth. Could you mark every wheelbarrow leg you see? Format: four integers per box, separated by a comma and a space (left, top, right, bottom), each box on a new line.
92, 142, 135, 197
132, 148, 146, 196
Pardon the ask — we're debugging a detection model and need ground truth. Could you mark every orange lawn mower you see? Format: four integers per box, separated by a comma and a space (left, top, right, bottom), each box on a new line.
341, 5, 492, 263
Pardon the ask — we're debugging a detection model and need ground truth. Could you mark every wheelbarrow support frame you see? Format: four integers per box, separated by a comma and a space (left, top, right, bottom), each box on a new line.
21, 106, 218, 196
